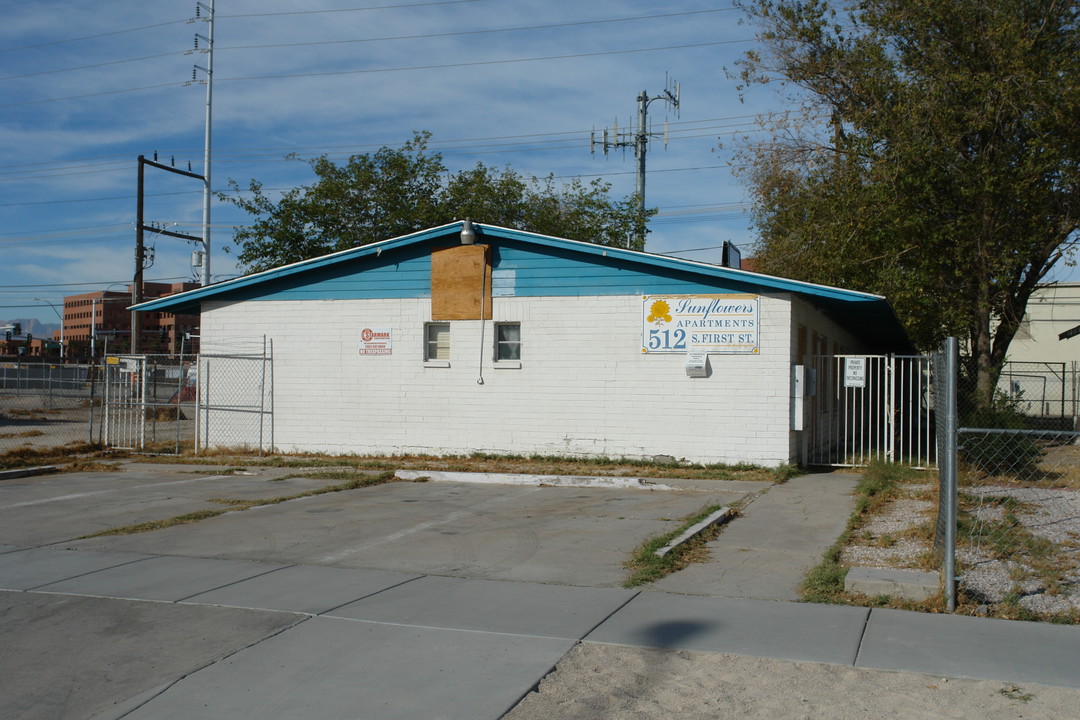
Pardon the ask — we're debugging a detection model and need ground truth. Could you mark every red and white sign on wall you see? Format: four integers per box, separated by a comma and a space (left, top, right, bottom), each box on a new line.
359, 327, 392, 355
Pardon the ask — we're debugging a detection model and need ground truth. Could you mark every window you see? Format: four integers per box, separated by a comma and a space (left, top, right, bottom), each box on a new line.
425, 322, 450, 362
495, 323, 521, 361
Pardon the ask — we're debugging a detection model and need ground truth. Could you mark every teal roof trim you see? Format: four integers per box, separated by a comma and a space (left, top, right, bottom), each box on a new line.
133, 221, 913, 352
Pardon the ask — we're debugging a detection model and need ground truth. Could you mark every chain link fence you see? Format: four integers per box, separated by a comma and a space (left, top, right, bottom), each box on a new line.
1, 342, 273, 459
0, 361, 103, 454
997, 360, 1078, 428
196, 351, 273, 455
98, 355, 198, 452
948, 354, 1080, 618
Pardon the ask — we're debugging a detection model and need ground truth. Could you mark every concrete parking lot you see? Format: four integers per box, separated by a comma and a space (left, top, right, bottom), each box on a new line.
0, 462, 761, 720
1, 462, 759, 587
4, 463, 1079, 720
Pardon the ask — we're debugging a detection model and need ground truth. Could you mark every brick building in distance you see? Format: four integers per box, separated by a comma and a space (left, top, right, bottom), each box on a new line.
60, 282, 200, 358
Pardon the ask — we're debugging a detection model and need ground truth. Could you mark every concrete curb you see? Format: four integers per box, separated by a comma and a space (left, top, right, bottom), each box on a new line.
845, 567, 941, 602
654, 506, 736, 557
0, 465, 58, 481
394, 469, 674, 490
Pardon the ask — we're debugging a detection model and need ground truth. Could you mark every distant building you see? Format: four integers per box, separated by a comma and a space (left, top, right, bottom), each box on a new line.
997, 282, 1080, 420
60, 282, 200, 358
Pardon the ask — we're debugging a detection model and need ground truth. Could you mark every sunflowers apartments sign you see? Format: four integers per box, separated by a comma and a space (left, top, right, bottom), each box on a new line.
642, 294, 759, 354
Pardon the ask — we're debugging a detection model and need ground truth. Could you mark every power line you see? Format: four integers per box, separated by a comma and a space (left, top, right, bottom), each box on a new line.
219, 0, 484, 19
221, 40, 753, 83
0, 51, 186, 81
0, 19, 188, 54
0, 9, 731, 85
0, 81, 183, 109
0, 113, 763, 175
220, 9, 739, 51
0, 36, 752, 108
0, 0, 490, 55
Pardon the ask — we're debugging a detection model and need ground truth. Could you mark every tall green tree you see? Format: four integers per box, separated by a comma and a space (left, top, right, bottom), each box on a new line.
735, 0, 1080, 408
222, 131, 652, 273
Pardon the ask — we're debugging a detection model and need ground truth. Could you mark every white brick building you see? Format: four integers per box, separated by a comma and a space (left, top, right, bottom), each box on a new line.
136, 221, 912, 466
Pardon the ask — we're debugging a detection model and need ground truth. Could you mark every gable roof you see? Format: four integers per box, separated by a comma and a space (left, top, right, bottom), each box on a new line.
133, 221, 914, 353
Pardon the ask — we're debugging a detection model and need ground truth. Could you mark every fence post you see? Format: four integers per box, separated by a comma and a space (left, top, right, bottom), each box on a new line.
936, 337, 959, 612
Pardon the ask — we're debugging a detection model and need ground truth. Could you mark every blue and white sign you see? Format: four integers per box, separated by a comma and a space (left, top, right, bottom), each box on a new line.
642, 295, 759, 354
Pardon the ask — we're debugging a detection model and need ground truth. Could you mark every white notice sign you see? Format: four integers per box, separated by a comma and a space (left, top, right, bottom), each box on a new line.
844, 357, 866, 388
359, 327, 392, 355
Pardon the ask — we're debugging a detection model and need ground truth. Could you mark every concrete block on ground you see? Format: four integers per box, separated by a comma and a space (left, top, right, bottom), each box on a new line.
0, 466, 56, 481
845, 567, 940, 602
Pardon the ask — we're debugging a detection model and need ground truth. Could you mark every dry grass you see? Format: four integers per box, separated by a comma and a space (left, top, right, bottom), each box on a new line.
0, 430, 45, 439
78, 470, 398, 538
129, 447, 791, 483
0, 443, 130, 472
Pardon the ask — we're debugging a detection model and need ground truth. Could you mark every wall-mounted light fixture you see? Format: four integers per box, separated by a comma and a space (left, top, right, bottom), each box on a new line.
460, 218, 476, 245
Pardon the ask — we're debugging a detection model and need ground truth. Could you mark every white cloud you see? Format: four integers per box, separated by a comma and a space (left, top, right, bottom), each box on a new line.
1, 0, 779, 326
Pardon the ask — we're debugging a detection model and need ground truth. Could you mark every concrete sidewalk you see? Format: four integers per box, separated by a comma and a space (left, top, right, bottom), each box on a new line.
651, 473, 858, 600
2, 544, 1078, 720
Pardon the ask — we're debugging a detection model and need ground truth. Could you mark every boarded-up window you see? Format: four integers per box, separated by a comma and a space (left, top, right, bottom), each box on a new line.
431, 245, 492, 320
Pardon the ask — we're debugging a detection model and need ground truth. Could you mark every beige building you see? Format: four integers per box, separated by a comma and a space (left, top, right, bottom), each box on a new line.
1000, 282, 1080, 420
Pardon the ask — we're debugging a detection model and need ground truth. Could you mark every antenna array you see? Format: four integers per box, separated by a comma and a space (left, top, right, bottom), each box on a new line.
590, 76, 681, 251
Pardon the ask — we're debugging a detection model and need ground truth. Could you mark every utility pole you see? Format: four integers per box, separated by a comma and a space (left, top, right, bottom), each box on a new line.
591, 79, 680, 251
135, 155, 205, 353
187, 1, 215, 286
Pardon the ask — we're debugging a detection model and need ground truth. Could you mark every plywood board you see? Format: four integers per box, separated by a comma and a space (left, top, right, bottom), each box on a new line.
431, 245, 492, 320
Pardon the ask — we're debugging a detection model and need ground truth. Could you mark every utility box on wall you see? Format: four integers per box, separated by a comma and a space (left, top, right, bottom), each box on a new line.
685, 351, 709, 378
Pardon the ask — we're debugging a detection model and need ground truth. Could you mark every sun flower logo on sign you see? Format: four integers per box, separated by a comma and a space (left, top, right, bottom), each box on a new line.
647, 300, 672, 324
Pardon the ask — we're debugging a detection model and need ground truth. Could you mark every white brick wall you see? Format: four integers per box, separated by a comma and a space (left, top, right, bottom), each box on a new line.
200, 294, 799, 465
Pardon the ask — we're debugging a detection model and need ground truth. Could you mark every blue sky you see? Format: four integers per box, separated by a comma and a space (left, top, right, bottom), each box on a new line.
1, 0, 791, 329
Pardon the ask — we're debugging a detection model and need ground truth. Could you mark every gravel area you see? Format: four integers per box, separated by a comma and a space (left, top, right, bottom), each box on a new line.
840, 479, 1080, 616
958, 485, 1080, 614
840, 497, 934, 567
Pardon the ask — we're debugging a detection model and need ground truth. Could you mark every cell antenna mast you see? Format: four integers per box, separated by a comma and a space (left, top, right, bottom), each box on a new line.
590, 76, 680, 251
186, 1, 215, 286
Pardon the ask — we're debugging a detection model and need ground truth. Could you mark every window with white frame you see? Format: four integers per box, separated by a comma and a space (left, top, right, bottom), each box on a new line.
494, 322, 521, 361
425, 322, 450, 361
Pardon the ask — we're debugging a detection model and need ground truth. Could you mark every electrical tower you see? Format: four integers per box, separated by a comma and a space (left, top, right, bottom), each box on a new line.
185, 1, 215, 286
591, 78, 680, 251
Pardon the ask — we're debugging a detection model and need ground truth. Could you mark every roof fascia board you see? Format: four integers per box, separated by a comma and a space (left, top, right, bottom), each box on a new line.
133, 220, 886, 312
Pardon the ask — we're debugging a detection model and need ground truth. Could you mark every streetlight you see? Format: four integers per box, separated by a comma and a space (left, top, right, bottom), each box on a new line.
33, 297, 64, 360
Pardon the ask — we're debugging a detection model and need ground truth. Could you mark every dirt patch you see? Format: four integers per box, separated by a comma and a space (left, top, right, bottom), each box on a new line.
504, 644, 1080, 720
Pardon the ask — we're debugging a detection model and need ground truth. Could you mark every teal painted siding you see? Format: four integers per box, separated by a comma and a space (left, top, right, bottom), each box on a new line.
222, 243, 435, 302
489, 241, 749, 297
219, 239, 750, 304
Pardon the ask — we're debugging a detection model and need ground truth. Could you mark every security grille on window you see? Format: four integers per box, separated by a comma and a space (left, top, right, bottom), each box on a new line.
425, 322, 450, 361
495, 322, 520, 361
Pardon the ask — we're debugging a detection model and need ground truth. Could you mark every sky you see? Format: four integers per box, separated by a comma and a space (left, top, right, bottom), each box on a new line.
1, 0, 792, 330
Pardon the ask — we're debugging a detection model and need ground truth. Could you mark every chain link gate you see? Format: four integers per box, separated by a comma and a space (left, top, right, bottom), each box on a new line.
804, 354, 935, 468
102, 355, 146, 450
195, 344, 273, 455
100, 349, 271, 454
